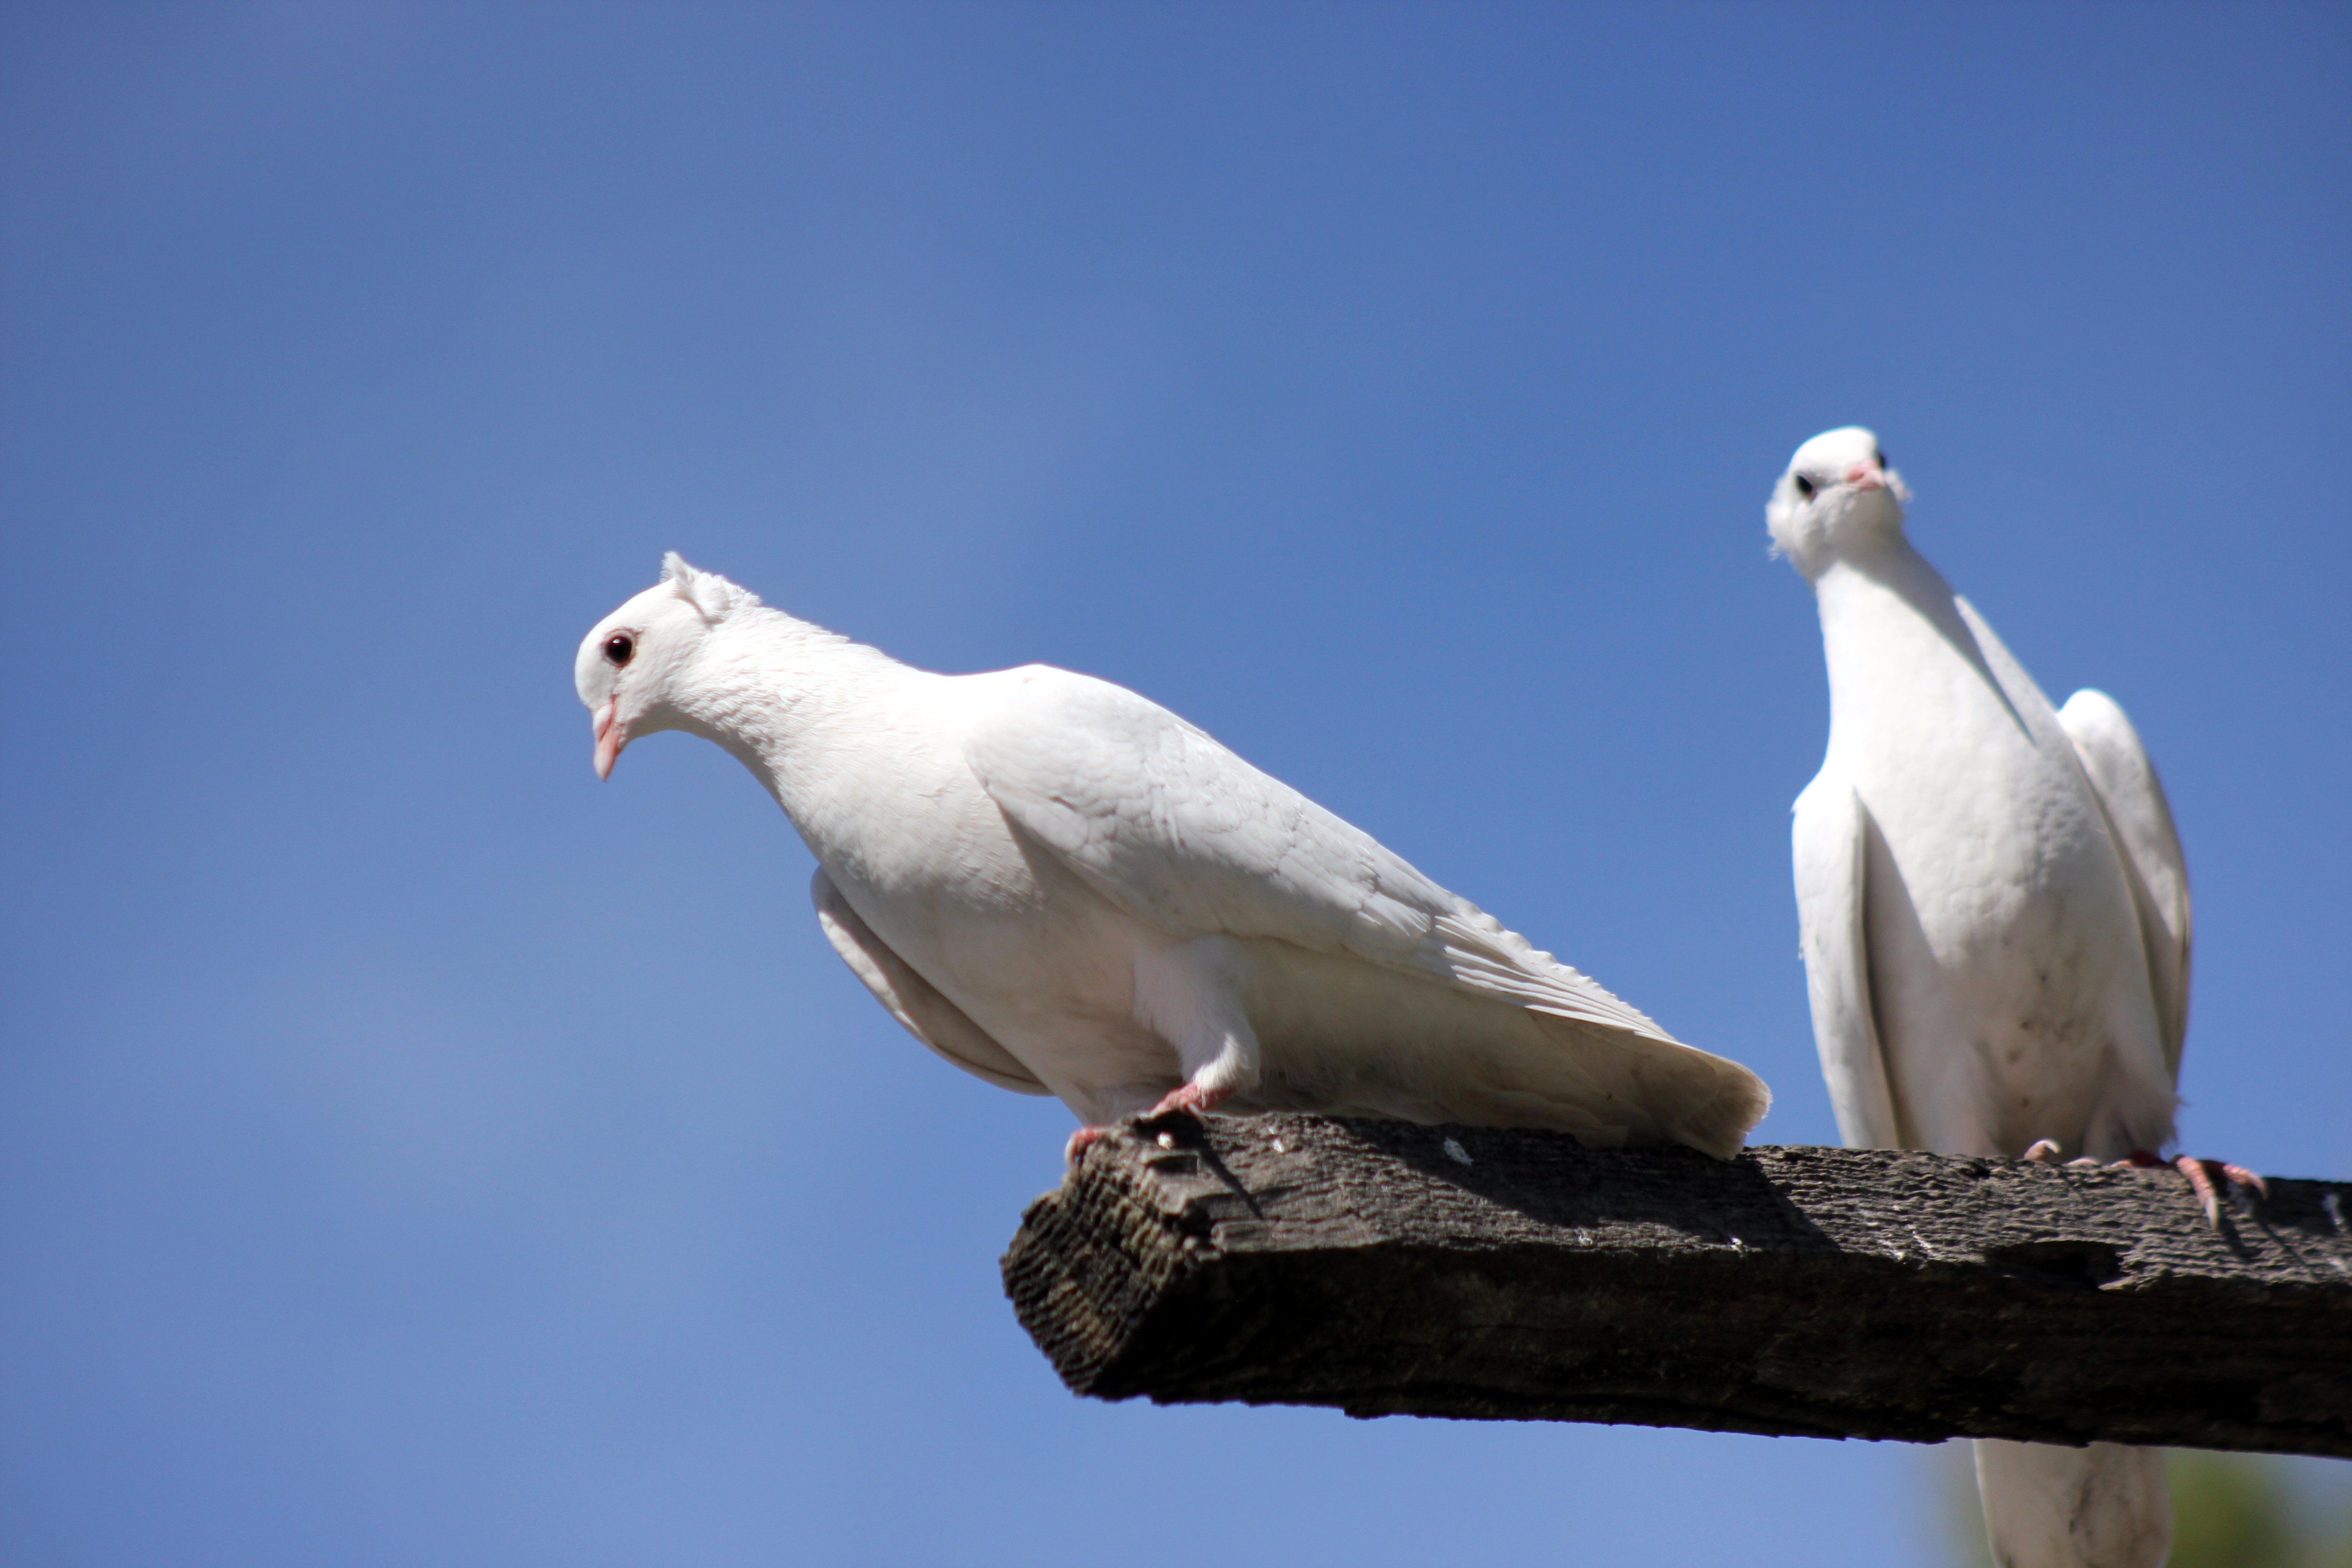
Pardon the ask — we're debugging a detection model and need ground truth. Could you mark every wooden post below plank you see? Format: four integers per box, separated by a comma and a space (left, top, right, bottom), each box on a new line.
1001, 1113, 2352, 1457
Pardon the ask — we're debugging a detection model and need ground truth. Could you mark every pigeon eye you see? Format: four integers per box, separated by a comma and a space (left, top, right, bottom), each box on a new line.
1793, 475, 1818, 500
1875, 449, 1888, 469
603, 633, 636, 668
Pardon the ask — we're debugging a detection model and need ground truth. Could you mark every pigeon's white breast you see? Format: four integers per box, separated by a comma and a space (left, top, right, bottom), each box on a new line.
781, 680, 1178, 1113
1818, 567, 2158, 1153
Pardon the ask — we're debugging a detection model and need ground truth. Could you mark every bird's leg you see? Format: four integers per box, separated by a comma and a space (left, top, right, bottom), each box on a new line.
1064, 1125, 1112, 1165
2023, 1139, 2063, 1162
1132, 935, 1260, 1125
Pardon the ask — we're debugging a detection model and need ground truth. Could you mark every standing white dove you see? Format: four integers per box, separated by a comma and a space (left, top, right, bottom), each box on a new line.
576, 553, 1769, 1161
1770, 427, 2259, 1568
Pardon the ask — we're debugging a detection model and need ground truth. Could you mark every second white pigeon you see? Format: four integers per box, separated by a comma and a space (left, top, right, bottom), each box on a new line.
577, 553, 1770, 1159
1771, 427, 2192, 1568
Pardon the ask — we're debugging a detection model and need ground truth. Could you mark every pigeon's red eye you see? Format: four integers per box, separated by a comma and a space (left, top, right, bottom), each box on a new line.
1793, 475, 1818, 500
603, 633, 636, 667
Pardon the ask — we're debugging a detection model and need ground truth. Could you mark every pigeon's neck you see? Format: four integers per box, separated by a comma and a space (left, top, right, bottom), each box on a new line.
671, 608, 912, 809
1810, 532, 1955, 625
1811, 539, 2018, 754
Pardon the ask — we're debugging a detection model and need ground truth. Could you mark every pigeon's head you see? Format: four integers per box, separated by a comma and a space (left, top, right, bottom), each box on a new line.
575, 552, 762, 779
1766, 426, 1910, 576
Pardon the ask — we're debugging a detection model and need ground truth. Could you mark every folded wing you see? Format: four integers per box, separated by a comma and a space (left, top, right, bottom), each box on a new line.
811, 867, 1050, 1094
1791, 766, 1901, 1148
962, 665, 1768, 1147
2058, 689, 2192, 1082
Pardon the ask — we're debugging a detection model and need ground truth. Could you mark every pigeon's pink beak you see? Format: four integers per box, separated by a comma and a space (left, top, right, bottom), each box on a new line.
1845, 462, 1886, 493
592, 699, 627, 780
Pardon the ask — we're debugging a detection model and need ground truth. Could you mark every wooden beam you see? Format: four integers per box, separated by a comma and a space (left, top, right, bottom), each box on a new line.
1001, 1113, 2352, 1456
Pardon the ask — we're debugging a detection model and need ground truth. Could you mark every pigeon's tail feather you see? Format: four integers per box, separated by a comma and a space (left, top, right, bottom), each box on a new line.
1973, 1439, 2170, 1568
1385, 1005, 1768, 1159
1234, 945, 1768, 1158
1531, 1014, 1771, 1161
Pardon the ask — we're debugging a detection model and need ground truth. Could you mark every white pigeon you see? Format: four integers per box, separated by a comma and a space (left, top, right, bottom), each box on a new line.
1770, 426, 2233, 1568
576, 553, 1769, 1160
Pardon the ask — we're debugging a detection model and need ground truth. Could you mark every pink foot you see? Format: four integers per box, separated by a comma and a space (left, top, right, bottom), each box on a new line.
1064, 1082, 1236, 1166
1143, 1081, 1234, 1121
2111, 1148, 2268, 1227
2175, 1155, 2224, 1225
2220, 1161, 2270, 1196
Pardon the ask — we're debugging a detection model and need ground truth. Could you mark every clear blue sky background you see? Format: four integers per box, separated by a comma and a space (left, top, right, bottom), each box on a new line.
4, 5, 2347, 1565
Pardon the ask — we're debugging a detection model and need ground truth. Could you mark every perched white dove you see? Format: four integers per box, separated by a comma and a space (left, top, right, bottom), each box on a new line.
1770, 427, 2253, 1568
576, 553, 1769, 1160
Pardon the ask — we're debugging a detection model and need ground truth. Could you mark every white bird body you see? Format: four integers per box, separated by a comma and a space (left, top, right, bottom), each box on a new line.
1801, 549, 2176, 1159
578, 555, 1769, 1158
1774, 428, 2186, 1568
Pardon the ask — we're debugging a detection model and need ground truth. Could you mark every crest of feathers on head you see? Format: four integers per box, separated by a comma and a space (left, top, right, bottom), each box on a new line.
662, 551, 762, 623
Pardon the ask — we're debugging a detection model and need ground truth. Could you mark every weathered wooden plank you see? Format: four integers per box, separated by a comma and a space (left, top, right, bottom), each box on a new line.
1000, 1113, 2352, 1456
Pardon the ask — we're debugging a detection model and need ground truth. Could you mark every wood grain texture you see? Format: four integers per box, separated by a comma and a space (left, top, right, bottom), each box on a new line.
1001, 1114, 2352, 1455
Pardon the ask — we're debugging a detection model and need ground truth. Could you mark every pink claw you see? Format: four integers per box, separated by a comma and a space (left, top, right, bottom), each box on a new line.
2174, 1155, 2223, 1226
2162, 1155, 2269, 1228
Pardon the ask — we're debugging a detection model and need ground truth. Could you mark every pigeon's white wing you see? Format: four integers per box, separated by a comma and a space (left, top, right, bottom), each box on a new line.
1792, 766, 1902, 1148
961, 665, 1679, 1042
2058, 689, 2191, 1082
810, 867, 1050, 1094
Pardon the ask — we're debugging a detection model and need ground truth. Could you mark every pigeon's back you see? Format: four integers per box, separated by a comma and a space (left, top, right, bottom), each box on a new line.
960, 663, 1770, 1156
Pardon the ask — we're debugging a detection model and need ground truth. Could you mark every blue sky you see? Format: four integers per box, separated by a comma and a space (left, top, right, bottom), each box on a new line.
3, 5, 2347, 1564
